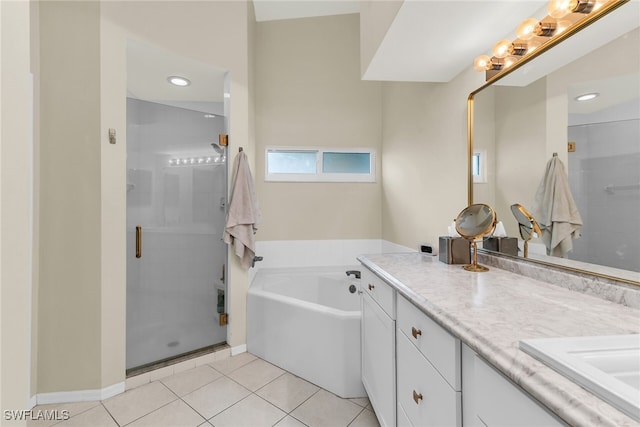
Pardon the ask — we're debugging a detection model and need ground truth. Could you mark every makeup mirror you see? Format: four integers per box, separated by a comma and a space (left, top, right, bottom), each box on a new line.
455, 204, 497, 272
510, 204, 542, 258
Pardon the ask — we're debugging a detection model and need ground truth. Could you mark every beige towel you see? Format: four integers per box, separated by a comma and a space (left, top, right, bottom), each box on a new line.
531, 156, 582, 257
224, 151, 262, 270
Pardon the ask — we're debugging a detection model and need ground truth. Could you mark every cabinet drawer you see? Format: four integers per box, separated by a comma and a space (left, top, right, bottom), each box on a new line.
362, 268, 395, 319
397, 332, 461, 427
397, 295, 461, 390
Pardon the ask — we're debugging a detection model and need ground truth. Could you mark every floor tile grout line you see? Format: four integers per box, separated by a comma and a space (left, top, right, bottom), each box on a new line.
100, 401, 123, 427
282, 387, 321, 417
345, 406, 367, 427
113, 392, 181, 427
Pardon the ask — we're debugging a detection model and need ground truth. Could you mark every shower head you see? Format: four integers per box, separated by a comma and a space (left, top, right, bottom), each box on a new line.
211, 143, 225, 154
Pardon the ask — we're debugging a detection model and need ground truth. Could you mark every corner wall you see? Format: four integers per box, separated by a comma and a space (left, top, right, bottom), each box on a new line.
1, 0, 33, 418
37, 1, 103, 393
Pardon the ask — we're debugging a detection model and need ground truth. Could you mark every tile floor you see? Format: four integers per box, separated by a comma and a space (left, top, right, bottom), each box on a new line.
28, 352, 380, 427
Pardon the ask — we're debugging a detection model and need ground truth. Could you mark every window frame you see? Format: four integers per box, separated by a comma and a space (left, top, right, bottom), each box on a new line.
265, 146, 376, 183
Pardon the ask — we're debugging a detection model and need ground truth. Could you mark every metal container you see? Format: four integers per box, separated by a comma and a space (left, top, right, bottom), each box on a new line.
482, 237, 518, 256
439, 236, 471, 264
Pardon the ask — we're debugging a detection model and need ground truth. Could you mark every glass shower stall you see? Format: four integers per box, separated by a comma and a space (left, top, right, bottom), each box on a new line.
126, 98, 228, 371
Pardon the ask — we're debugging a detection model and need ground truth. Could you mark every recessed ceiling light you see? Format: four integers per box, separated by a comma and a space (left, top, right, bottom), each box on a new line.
575, 92, 599, 102
167, 76, 191, 87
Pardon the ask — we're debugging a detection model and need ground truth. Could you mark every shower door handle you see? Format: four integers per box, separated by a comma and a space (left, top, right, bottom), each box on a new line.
135, 226, 142, 258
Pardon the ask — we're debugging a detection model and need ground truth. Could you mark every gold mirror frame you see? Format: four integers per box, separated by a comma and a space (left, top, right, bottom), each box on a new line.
466, 0, 640, 287
455, 204, 497, 272
510, 204, 542, 258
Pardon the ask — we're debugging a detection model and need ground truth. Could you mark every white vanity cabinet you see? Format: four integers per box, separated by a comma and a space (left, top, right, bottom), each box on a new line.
361, 269, 396, 427
360, 263, 565, 427
462, 344, 565, 427
396, 295, 462, 427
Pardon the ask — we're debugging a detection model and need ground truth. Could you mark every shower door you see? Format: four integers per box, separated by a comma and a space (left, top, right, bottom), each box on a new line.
126, 98, 228, 371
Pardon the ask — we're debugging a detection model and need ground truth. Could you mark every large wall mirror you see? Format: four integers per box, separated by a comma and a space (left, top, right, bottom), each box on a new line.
469, 0, 639, 285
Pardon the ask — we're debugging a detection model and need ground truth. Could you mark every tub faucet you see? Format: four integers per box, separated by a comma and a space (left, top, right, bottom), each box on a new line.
345, 270, 361, 279
252, 256, 264, 268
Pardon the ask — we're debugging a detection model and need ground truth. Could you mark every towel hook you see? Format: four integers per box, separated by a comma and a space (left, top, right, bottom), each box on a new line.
552, 152, 558, 157
239, 147, 243, 152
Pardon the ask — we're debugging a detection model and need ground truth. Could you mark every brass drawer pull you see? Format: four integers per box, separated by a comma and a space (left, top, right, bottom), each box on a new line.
368, 284, 375, 291
413, 390, 423, 404
411, 326, 422, 339
135, 226, 142, 259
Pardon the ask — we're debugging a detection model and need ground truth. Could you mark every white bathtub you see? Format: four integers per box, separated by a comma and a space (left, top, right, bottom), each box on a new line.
247, 266, 366, 398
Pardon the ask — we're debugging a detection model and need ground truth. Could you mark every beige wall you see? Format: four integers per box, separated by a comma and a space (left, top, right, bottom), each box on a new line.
255, 14, 383, 241
1, 0, 34, 419
38, 1, 103, 393
380, 66, 485, 249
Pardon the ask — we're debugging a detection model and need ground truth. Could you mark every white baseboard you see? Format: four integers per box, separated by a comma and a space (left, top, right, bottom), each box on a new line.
231, 344, 247, 356
28, 395, 37, 410
36, 382, 125, 405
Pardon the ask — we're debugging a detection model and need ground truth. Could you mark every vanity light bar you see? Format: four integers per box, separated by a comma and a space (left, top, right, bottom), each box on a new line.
473, 0, 615, 79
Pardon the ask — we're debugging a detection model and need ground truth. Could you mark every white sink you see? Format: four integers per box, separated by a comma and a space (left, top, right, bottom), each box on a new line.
519, 334, 640, 421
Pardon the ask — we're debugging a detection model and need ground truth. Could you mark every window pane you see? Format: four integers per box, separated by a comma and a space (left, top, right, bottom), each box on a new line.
322, 152, 370, 174
472, 153, 481, 176
267, 151, 317, 174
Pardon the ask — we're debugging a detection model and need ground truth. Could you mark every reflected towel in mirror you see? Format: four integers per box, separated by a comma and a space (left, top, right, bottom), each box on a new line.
531, 156, 582, 257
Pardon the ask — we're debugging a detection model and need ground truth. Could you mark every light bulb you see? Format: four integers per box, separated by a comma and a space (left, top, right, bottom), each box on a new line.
473, 55, 491, 71
492, 39, 512, 59
167, 76, 191, 87
517, 18, 539, 41
554, 19, 572, 35
547, 0, 575, 18
527, 39, 542, 53
504, 57, 517, 69
575, 92, 599, 101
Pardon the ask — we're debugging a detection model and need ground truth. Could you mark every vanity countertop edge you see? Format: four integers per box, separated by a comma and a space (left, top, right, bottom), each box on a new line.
357, 252, 640, 427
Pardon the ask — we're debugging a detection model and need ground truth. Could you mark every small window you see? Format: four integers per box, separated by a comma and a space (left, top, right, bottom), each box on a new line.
322, 152, 371, 174
472, 150, 487, 183
265, 147, 375, 182
267, 151, 316, 174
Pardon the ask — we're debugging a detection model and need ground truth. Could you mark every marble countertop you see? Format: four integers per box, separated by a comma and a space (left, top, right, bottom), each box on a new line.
357, 252, 640, 427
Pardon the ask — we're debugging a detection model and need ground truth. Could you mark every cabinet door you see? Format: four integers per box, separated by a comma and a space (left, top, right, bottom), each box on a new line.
362, 292, 396, 427
397, 332, 461, 427
462, 344, 564, 427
